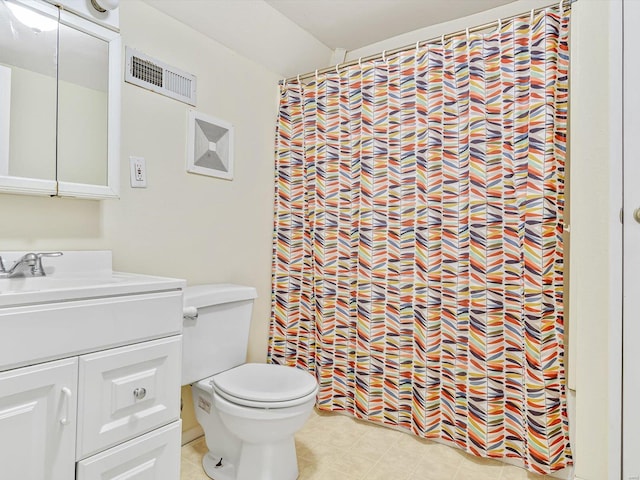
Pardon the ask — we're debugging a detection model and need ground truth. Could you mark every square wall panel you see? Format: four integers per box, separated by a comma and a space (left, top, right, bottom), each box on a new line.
187, 110, 234, 180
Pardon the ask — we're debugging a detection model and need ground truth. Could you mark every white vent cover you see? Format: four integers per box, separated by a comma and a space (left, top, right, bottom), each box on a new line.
125, 47, 196, 106
187, 110, 234, 180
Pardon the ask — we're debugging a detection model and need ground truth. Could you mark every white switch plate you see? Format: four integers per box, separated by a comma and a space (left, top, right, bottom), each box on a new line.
129, 156, 147, 188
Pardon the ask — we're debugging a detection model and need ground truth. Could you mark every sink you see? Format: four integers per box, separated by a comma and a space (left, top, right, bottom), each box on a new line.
0, 273, 130, 293
0, 251, 185, 307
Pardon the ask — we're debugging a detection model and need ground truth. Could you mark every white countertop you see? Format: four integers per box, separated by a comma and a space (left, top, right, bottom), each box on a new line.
0, 251, 185, 308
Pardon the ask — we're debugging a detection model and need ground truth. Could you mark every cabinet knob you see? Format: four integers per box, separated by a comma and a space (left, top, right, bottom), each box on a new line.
133, 387, 147, 400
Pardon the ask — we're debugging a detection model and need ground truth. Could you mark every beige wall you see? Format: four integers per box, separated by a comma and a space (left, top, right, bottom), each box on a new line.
0, 0, 280, 438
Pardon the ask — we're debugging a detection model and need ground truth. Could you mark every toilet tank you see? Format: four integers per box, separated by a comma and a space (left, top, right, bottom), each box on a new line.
182, 284, 258, 385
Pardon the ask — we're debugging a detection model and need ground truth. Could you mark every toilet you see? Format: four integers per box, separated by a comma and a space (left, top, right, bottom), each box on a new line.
181, 284, 318, 480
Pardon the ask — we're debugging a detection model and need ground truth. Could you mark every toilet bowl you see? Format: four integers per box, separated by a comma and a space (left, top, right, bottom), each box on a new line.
193, 363, 318, 480
182, 284, 318, 480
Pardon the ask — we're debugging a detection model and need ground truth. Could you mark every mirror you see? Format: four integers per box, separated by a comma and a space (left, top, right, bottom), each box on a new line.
58, 22, 109, 187
0, 0, 120, 198
0, 0, 58, 194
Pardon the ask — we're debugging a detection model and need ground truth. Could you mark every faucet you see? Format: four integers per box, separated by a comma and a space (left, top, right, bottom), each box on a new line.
0, 252, 63, 278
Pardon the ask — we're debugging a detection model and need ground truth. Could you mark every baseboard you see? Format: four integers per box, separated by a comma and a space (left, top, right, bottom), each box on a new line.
181, 425, 204, 446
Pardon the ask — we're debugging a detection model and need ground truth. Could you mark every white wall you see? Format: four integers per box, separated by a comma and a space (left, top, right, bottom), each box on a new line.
569, 1, 614, 478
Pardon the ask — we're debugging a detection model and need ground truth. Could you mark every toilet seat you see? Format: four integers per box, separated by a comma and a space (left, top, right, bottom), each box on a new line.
210, 363, 318, 409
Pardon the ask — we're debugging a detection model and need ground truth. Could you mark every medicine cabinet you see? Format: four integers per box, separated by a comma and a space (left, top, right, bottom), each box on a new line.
0, 0, 120, 198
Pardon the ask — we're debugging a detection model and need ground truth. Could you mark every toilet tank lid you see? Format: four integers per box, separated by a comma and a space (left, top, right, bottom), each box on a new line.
184, 284, 257, 308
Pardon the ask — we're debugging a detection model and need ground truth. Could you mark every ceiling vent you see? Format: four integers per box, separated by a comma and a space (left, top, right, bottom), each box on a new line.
125, 47, 196, 106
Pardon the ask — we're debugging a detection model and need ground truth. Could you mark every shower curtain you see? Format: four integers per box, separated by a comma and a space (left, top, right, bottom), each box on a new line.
268, 5, 572, 475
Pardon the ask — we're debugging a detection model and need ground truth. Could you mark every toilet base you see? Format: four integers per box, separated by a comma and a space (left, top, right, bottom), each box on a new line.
202, 452, 236, 480
201, 437, 299, 480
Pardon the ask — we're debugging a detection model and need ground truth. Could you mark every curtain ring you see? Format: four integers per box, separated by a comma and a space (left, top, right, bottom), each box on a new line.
497, 17, 502, 33
335, 64, 340, 75
415, 40, 420, 51
315, 69, 318, 81
441, 34, 445, 47
466, 27, 469, 40
530, 8, 535, 23
358, 57, 362, 68
283, 77, 287, 87
382, 50, 386, 63
559, 0, 564, 13
297, 74, 300, 84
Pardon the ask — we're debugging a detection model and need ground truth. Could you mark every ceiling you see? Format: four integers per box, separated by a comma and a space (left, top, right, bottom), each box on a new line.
142, 0, 521, 77
264, 0, 515, 51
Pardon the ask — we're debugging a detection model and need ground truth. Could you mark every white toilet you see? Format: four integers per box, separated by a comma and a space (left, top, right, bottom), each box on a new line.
182, 284, 318, 480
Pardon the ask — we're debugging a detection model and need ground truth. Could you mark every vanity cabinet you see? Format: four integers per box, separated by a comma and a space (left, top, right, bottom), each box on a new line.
0, 252, 185, 480
0, 337, 182, 480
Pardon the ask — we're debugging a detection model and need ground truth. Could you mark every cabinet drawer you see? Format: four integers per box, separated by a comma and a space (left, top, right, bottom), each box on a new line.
76, 421, 181, 480
77, 336, 181, 460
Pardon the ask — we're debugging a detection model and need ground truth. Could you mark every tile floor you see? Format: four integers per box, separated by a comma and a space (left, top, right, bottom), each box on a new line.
180, 408, 554, 480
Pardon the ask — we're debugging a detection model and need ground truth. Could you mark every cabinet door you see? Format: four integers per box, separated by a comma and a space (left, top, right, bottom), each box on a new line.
76, 421, 181, 480
0, 357, 78, 480
77, 336, 181, 459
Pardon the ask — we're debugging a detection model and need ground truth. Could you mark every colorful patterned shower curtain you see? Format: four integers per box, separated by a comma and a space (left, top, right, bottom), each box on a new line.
269, 5, 572, 475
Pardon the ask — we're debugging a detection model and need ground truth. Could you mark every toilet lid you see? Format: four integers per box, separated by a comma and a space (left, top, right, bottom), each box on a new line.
211, 363, 317, 403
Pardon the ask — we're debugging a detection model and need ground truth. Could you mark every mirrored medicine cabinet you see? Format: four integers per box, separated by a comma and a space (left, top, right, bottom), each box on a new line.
0, 0, 120, 198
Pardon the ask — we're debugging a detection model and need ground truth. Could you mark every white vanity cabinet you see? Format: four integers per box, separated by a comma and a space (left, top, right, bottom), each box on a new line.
0, 251, 185, 480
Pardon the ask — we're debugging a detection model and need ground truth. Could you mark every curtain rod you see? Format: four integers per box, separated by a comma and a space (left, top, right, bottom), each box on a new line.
283, 0, 575, 84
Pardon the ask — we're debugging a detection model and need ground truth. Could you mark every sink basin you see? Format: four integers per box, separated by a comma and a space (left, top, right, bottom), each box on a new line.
0, 273, 130, 293
0, 251, 185, 307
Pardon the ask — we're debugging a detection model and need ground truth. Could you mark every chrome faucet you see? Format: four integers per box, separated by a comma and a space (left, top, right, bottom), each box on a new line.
0, 252, 63, 278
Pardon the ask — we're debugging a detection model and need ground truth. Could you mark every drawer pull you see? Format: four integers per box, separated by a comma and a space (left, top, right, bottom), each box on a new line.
133, 387, 147, 400
60, 387, 72, 426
